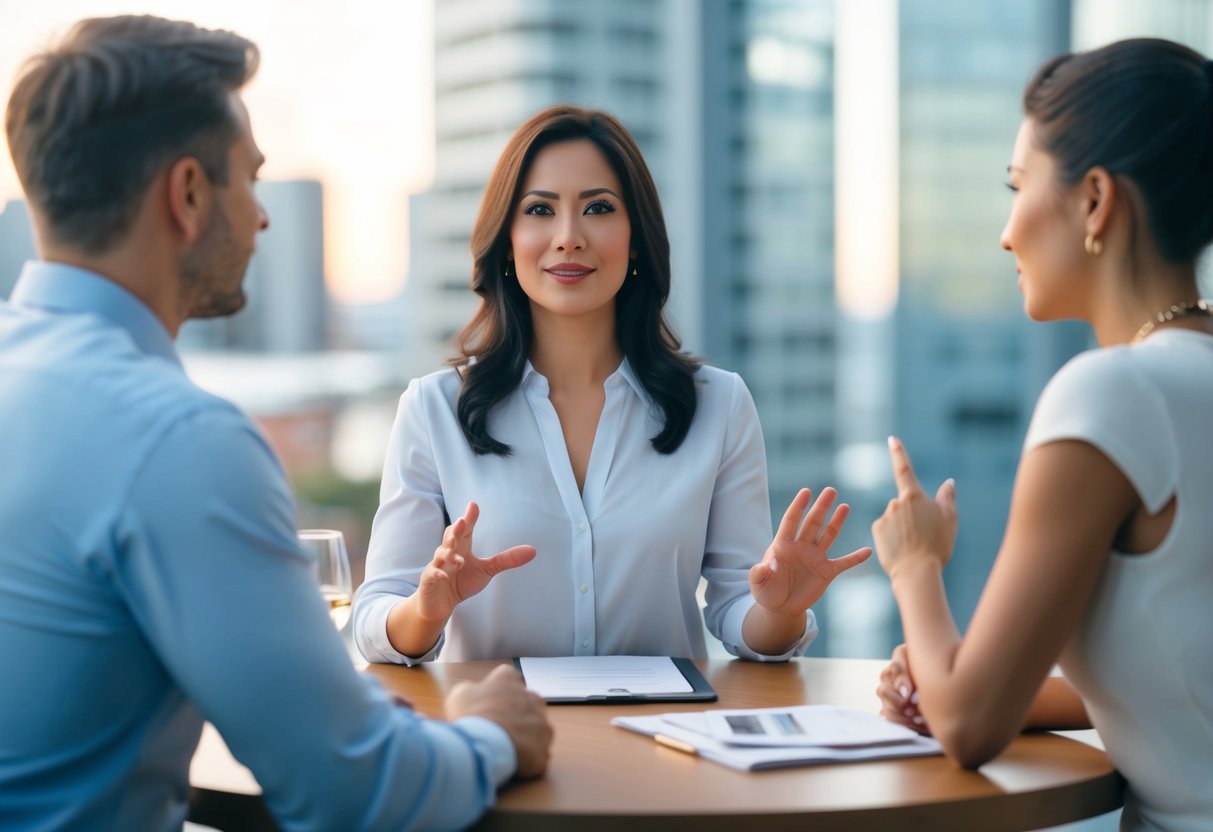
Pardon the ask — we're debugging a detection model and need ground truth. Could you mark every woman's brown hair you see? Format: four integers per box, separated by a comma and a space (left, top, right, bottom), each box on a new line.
454, 105, 700, 456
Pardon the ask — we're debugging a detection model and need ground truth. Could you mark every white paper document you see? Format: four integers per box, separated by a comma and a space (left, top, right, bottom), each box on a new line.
695, 705, 922, 747
518, 655, 692, 699
612, 708, 942, 771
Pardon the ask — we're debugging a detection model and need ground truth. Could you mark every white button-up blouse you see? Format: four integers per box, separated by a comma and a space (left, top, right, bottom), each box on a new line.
353, 360, 816, 664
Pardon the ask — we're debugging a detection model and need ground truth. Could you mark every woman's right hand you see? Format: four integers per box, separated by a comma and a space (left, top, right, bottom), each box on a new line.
876, 644, 930, 735
414, 501, 537, 625
871, 436, 957, 582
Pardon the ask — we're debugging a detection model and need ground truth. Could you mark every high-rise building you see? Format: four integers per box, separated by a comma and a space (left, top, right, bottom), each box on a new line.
699, 1, 839, 512
0, 199, 35, 299
829, 0, 1085, 655
408, 0, 706, 370
413, 0, 838, 533
180, 179, 328, 353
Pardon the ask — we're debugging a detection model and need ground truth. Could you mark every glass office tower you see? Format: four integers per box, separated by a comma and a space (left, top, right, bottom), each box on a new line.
180, 180, 329, 353
406, 0, 701, 373
414, 0, 838, 530
829, 0, 1083, 655
699, 0, 838, 518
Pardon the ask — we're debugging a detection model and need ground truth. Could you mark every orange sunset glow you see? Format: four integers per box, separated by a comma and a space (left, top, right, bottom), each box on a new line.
0, 0, 435, 303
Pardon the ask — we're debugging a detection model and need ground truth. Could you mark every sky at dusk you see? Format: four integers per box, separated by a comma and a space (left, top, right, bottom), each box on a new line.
0, 0, 435, 302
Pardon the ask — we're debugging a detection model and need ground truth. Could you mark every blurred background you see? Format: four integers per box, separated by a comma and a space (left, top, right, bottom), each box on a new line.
3, 0, 1212, 665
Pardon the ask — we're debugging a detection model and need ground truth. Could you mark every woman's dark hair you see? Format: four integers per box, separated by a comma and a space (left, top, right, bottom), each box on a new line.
5, 15, 258, 255
1023, 37, 1213, 264
454, 105, 701, 456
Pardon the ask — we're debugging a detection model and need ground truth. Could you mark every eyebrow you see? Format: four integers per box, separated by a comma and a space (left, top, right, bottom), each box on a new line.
522, 187, 622, 200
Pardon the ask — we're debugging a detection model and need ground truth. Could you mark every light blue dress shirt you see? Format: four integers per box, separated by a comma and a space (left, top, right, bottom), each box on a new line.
355, 362, 817, 665
0, 262, 515, 832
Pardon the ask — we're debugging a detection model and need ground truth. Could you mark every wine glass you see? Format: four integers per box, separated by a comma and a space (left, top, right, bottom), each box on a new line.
298, 529, 353, 630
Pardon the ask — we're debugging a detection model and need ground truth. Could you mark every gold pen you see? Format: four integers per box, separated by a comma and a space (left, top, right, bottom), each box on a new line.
654, 733, 698, 756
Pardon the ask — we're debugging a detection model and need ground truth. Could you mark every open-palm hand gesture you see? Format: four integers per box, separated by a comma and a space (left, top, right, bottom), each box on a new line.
414, 502, 537, 624
749, 487, 872, 614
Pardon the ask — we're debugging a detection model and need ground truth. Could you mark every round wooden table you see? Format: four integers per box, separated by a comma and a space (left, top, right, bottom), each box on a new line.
371, 658, 1122, 831
190, 657, 1124, 831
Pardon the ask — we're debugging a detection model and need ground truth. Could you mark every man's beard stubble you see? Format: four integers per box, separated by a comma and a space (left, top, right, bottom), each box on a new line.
180, 202, 249, 320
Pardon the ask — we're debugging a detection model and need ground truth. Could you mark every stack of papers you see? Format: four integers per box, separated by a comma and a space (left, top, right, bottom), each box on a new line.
613, 705, 942, 771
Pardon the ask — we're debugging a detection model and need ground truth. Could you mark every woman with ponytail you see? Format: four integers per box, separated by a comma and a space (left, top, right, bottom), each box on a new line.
873, 39, 1213, 830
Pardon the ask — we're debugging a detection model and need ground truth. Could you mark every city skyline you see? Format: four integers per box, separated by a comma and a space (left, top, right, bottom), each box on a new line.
0, 0, 433, 303
4, 2, 1213, 672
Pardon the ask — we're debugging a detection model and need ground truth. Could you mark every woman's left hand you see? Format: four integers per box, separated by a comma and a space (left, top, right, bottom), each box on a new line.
749, 486, 872, 614
877, 644, 930, 734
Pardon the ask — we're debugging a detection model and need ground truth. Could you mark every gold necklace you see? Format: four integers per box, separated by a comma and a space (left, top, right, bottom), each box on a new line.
1130, 299, 1212, 345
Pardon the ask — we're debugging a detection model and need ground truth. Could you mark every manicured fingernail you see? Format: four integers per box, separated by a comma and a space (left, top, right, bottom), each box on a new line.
912, 715, 925, 725
768, 559, 778, 573
897, 684, 909, 699
887, 436, 897, 450
910, 691, 919, 705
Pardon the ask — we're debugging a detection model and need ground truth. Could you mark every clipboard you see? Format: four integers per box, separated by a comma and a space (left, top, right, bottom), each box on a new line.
512, 656, 718, 704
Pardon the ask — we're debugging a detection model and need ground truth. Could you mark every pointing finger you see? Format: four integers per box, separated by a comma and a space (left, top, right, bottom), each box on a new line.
935, 478, 956, 512
887, 436, 922, 496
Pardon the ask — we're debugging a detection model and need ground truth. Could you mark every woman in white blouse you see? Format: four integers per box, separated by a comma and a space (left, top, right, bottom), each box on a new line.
872, 39, 1213, 830
354, 106, 870, 665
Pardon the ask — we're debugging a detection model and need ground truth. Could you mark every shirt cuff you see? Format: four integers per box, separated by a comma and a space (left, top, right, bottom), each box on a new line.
719, 595, 819, 662
353, 592, 444, 665
451, 716, 518, 788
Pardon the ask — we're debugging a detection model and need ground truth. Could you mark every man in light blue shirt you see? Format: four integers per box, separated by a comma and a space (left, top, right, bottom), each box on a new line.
0, 15, 551, 831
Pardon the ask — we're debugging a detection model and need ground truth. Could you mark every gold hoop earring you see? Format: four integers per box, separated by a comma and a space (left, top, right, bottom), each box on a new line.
1084, 234, 1103, 257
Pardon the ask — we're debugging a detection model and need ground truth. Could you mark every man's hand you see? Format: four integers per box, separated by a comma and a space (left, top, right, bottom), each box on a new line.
445, 665, 553, 780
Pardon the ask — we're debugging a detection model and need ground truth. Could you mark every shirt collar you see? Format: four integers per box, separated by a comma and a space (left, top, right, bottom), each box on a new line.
521, 356, 653, 407
613, 358, 654, 408
9, 260, 181, 368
